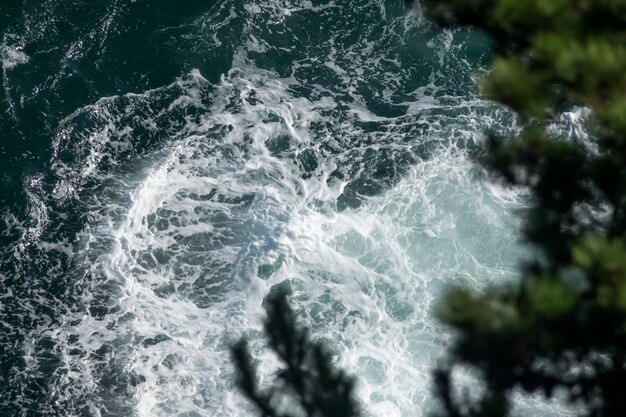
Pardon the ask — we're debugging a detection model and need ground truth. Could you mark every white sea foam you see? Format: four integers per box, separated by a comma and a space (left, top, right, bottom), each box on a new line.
78, 67, 522, 417
14, 1, 578, 417
1, 45, 29, 70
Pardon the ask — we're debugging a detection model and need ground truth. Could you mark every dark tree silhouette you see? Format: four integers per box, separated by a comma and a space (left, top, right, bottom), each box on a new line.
231, 290, 359, 417
422, 1, 626, 416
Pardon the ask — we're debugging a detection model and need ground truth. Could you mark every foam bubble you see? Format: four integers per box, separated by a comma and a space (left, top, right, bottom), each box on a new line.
1, 37, 30, 71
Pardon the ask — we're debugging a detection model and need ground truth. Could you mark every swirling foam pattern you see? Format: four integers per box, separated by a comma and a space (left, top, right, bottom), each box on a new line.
0, 1, 574, 416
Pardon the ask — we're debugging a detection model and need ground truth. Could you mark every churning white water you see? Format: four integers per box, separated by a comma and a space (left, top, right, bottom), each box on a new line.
5, 1, 579, 416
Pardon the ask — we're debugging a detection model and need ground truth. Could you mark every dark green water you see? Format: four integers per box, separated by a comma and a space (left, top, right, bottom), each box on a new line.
0, 1, 567, 416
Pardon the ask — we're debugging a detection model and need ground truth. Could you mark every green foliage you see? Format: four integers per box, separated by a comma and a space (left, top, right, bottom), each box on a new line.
421, 0, 626, 416
231, 290, 359, 417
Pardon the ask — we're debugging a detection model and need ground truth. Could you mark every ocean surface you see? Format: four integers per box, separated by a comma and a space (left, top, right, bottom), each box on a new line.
0, 1, 573, 416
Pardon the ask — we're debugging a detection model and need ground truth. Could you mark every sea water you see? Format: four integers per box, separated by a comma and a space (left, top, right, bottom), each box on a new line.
0, 1, 573, 416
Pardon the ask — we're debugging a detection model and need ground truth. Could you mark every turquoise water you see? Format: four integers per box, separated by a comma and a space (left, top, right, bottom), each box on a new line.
0, 1, 571, 416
